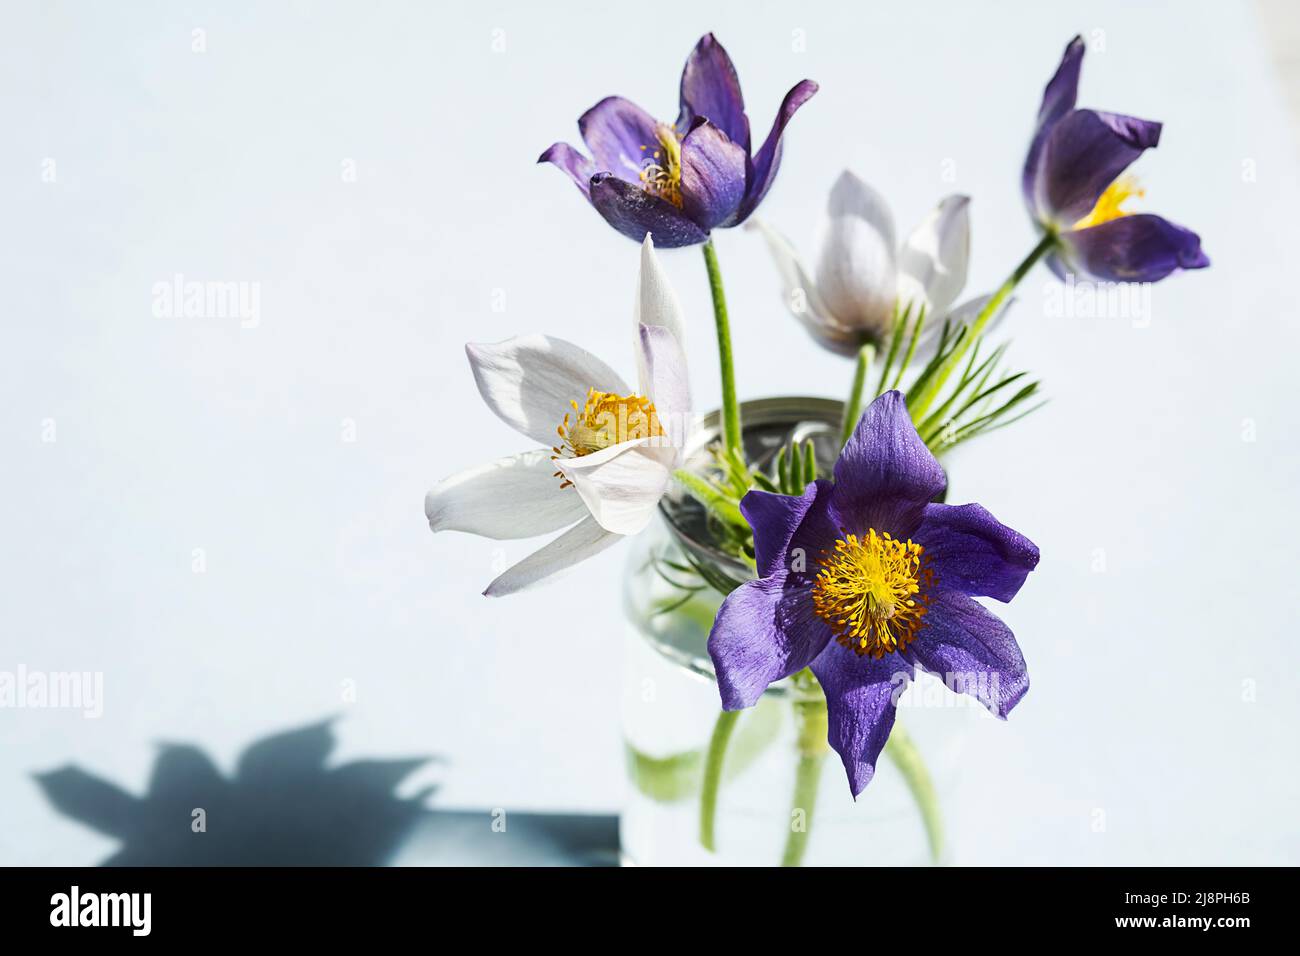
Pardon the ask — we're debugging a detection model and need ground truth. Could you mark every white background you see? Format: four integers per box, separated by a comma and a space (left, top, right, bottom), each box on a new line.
2, 0, 1298, 865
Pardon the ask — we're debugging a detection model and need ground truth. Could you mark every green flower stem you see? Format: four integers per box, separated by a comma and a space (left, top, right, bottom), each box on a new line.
781, 695, 829, 867
840, 343, 876, 447
698, 708, 740, 852
672, 468, 745, 528
701, 239, 742, 460
906, 233, 1056, 420
884, 719, 944, 863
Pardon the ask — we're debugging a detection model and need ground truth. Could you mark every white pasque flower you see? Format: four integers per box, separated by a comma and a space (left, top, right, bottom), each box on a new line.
752, 170, 993, 360
425, 236, 691, 597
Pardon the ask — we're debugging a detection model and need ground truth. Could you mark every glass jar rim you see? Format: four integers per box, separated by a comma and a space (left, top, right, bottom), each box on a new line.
657, 396, 846, 590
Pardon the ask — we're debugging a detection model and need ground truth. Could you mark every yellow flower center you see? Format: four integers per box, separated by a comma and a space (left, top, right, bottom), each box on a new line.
1073, 175, 1144, 230
638, 124, 684, 208
551, 387, 663, 488
811, 529, 933, 658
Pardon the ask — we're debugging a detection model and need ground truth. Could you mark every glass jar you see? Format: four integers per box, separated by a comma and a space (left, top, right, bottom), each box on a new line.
620, 398, 966, 866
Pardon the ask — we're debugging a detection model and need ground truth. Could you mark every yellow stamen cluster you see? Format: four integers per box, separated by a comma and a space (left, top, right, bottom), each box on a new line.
811, 529, 933, 658
638, 124, 684, 208
1073, 175, 1145, 230
551, 388, 663, 488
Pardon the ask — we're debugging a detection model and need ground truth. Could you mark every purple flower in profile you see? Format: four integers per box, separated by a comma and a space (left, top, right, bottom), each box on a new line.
706, 391, 1039, 796
539, 33, 817, 248
1024, 35, 1209, 282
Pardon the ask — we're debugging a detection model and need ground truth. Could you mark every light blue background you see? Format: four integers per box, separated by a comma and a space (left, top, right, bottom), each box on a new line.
2, 0, 1297, 864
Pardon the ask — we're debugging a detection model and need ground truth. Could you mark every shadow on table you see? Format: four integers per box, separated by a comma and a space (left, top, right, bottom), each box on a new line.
33, 718, 617, 867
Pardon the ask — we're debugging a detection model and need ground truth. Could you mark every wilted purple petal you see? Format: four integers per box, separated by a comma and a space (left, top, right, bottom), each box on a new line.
1061, 213, 1209, 282
1035, 108, 1162, 224
679, 120, 747, 229
914, 503, 1040, 603
588, 173, 709, 247
733, 79, 818, 225
677, 33, 750, 152
578, 96, 662, 184
1023, 35, 1086, 212
810, 644, 912, 798
707, 577, 832, 710
538, 142, 596, 198
831, 391, 946, 539
905, 590, 1028, 718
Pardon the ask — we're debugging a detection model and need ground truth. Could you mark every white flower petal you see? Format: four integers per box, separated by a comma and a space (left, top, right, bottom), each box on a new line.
555, 439, 676, 535
425, 448, 585, 540
747, 217, 834, 327
638, 323, 692, 453
483, 515, 622, 597
634, 235, 685, 344
897, 194, 970, 323
815, 170, 898, 340
466, 334, 630, 446
634, 235, 686, 391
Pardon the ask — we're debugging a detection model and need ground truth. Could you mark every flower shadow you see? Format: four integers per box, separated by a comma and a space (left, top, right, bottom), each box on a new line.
33, 718, 617, 866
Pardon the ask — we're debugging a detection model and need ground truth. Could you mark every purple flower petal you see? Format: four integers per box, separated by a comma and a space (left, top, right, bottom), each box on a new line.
537, 142, 596, 198
707, 577, 832, 710
1023, 35, 1085, 213
588, 173, 710, 247
831, 391, 947, 539
914, 503, 1040, 603
676, 33, 750, 153
578, 96, 662, 184
733, 79, 818, 225
1036, 35, 1085, 131
810, 644, 912, 798
1061, 213, 1210, 282
740, 482, 821, 579
1035, 108, 1162, 225
906, 590, 1028, 718
679, 120, 747, 230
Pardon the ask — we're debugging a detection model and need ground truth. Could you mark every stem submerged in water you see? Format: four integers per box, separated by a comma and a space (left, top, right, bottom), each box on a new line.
698, 708, 740, 852
884, 719, 944, 863
701, 239, 742, 461
781, 694, 828, 867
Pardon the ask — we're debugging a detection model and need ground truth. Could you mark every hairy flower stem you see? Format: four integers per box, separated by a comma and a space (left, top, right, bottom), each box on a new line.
907, 233, 1056, 419
780, 694, 829, 867
698, 708, 740, 852
840, 343, 876, 447
884, 719, 944, 862
702, 239, 742, 462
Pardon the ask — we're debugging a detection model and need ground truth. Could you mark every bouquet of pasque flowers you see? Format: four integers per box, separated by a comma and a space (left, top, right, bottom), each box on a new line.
425, 34, 1207, 865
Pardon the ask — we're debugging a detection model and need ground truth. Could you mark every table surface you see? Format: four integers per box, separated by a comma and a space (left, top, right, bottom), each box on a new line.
2, 0, 1298, 866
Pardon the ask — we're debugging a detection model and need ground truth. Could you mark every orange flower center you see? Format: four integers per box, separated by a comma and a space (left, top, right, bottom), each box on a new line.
638, 124, 684, 208
551, 388, 663, 488
811, 529, 934, 657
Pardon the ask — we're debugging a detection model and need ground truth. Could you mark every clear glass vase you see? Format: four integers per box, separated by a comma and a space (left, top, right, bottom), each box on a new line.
620, 398, 965, 867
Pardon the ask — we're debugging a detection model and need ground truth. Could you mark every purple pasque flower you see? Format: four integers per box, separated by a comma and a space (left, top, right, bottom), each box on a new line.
1024, 35, 1209, 283
706, 391, 1039, 796
539, 33, 817, 248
